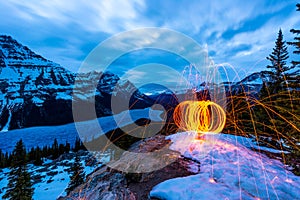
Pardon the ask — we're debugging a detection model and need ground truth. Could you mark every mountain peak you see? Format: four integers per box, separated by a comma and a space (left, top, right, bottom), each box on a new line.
0, 35, 58, 69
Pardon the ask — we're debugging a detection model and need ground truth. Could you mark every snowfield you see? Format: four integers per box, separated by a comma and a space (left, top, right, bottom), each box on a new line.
150, 132, 300, 200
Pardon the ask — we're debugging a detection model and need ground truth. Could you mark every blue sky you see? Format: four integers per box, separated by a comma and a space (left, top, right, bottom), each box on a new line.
0, 0, 299, 82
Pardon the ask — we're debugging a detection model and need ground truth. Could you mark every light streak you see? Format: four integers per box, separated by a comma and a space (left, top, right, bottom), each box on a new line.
173, 100, 226, 135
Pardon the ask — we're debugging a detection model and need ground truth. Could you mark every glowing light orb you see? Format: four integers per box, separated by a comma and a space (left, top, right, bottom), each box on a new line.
173, 100, 226, 135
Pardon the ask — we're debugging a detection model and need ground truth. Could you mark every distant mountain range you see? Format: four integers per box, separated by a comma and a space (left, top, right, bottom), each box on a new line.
0, 35, 280, 132
0, 35, 152, 131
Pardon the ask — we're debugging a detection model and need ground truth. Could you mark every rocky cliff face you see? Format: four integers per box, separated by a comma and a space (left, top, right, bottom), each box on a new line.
0, 35, 151, 131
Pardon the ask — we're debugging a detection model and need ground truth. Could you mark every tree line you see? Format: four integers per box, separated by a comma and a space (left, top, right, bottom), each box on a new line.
0, 137, 86, 169
0, 137, 87, 200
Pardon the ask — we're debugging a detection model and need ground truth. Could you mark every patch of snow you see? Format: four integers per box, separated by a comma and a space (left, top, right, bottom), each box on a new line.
150, 132, 300, 200
1, 110, 11, 132
33, 165, 70, 200
55, 92, 71, 100
9, 98, 24, 105
32, 97, 44, 105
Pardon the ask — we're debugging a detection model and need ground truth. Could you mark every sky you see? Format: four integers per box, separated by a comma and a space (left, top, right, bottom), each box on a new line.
0, 0, 299, 84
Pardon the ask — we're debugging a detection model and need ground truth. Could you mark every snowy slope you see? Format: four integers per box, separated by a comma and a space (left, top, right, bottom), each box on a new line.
150, 132, 300, 200
0, 152, 111, 200
0, 35, 74, 104
0, 108, 163, 153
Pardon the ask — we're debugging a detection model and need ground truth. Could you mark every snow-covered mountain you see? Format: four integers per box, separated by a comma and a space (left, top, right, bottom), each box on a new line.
0, 35, 151, 131
221, 70, 273, 96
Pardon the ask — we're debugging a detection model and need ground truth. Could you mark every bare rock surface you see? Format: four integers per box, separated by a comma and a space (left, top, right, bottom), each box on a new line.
62, 135, 200, 200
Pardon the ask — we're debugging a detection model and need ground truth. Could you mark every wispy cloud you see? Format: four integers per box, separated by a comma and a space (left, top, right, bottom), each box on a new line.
0, 0, 299, 79
4, 0, 147, 33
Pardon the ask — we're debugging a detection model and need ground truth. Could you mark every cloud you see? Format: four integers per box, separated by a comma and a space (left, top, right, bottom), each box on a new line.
0, 0, 151, 71
4, 0, 147, 33
121, 63, 188, 90
0, 0, 299, 80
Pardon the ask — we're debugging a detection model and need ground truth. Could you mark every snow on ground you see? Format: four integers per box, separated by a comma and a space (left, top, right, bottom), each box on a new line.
1, 110, 11, 132
0, 152, 110, 200
0, 108, 163, 153
31, 97, 44, 105
150, 132, 300, 200
32, 165, 71, 200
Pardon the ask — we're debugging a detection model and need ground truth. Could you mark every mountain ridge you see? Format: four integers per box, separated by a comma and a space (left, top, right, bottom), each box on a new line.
0, 35, 151, 131
0, 35, 281, 131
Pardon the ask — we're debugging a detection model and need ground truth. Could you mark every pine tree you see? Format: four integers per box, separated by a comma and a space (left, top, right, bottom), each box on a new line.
3, 139, 33, 200
0, 149, 5, 168
266, 29, 290, 93
5, 152, 11, 167
33, 146, 43, 166
52, 138, 59, 159
259, 82, 270, 100
42, 145, 50, 158
287, 3, 300, 68
65, 141, 70, 153
65, 154, 85, 195
28, 147, 35, 161
74, 137, 81, 152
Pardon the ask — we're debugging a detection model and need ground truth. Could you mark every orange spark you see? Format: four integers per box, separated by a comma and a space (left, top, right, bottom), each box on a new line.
209, 178, 216, 183
173, 100, 226, 135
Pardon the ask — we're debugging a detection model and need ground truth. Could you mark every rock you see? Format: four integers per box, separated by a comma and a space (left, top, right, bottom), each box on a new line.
57, 152, 76, 161
36, 167, 48, 173
62, 170, 135, 200
46, 179, 54, 184
46, 171, 58, 176
108, 135, 179, 173
31, 174, 46, 184
62, 135, 200, 200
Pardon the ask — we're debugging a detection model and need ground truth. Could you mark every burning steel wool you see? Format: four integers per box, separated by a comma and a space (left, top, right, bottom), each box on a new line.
173, 100, 226, 136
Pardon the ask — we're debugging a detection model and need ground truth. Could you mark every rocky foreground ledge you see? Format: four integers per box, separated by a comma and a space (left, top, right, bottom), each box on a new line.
60, 135, 200, 200
60, 132, 300, 200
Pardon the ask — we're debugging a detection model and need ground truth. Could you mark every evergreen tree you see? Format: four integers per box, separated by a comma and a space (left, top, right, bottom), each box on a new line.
65, 141, 70, 153
52, 138, 59, 159
28, 147, 35, 162
33, 146, 43, 166
0, 149, 6, 168
259, 82, 270, 100
42, 145, 50, 158
266, 29, 290, 92
5, 152, 11, 167
287, 3, 300, 68
74, 137, 81, 152
3, 140, 33, 200
65, 154, 85, 195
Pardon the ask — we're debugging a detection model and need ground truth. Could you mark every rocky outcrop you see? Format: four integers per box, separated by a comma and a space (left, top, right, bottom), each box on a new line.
62, 135, 200, 200
59, 169, 136, 200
